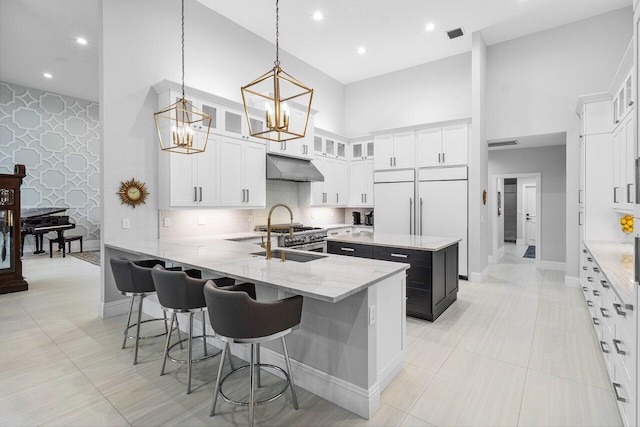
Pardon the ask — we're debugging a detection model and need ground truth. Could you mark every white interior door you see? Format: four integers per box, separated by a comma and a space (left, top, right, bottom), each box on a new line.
524, 185, 537, 246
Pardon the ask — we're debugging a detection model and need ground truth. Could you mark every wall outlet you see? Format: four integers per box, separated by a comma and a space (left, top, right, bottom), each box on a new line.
198, 216, 206, 225
122, 218, 130, 229
369, 305, 376, 325
248, 215, 254, 223
163, 218, 171, 227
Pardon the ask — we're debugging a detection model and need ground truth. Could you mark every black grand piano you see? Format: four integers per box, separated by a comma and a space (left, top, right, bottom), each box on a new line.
21, 207, 75, 255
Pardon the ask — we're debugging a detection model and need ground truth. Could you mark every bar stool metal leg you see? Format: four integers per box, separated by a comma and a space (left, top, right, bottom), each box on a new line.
133, 295, 145, 365
282, 336, 298, 410
256, 343, 261, 388
161, 312, 175, 376
175, 316, 183, 350
187, 312, 194, 394
249, 343, 256, 427
202, 311, 208, 357
227, 343, 235, 371
122, 296, 135, 349
210, 342, 228, 416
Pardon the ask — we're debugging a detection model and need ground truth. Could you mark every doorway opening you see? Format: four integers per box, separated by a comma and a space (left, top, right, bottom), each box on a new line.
490, 173, 541, 266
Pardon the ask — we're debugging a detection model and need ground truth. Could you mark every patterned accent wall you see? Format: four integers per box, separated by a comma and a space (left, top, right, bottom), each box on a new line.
0, 82, 100, 244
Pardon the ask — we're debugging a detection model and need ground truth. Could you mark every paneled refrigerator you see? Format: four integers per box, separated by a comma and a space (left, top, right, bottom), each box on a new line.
373, 170, 416, 235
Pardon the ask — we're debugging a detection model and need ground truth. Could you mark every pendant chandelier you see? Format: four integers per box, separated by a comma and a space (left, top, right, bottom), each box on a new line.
241, 0, 313, 143
154, 0, 212, 154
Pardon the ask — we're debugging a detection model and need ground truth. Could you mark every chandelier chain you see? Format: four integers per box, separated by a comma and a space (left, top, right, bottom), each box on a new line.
181, 0, 185, 98
274, 0, 280, 67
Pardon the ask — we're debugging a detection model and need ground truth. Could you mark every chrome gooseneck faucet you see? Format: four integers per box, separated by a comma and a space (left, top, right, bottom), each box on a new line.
264, 203, 294, 260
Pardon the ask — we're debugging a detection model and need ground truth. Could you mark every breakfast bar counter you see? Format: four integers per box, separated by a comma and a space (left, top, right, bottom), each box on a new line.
104, 236, 409, 419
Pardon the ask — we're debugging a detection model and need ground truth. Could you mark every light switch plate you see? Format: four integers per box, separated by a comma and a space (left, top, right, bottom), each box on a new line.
122, 218, 130, 229
163, 218, 171, 227
369, 305, 376, 325
248, 215, 254, 223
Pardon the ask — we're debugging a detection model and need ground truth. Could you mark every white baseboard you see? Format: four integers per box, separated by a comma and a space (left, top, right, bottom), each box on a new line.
469, 266, 489, 283
517, 239, 525, 245
488, 255, 494, 264
538, 261, 566, 272
84, 240, 100, 251
564, 276, 581, 288
99, 297, 132, 319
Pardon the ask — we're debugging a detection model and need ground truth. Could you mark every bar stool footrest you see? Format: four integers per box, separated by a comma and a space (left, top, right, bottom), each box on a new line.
124, 317, 174, 341
219, 364, 290, 407
167, 334, 220, 364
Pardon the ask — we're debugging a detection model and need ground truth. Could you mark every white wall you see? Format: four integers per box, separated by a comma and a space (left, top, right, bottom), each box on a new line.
488, 146, 566, 263
344, 53, 471, 137
100, 0, 345, 309
486, 7, 633, 276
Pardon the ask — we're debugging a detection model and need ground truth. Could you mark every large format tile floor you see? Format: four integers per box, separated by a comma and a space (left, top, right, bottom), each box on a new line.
0, 243, 622, 426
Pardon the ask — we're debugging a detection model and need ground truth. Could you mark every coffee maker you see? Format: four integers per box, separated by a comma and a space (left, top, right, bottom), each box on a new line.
364, 211, 374, 226
352, 212, 362, 225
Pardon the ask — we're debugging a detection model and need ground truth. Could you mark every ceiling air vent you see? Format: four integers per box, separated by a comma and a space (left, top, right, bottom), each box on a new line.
488, 140, 519, 148
447, 28, 465, 39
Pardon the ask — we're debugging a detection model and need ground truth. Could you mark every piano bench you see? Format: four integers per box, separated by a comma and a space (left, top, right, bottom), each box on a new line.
48, 237, 66, 258
64, 235, 83, 254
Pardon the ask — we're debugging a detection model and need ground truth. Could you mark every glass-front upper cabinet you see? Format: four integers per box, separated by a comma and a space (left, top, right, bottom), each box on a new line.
350, 141, 374, 160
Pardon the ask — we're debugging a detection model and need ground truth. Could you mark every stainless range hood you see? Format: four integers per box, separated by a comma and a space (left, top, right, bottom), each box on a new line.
266, 153, 324, 182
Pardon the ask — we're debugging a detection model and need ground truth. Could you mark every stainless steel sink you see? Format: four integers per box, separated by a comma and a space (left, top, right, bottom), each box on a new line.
251, 250, 327, 263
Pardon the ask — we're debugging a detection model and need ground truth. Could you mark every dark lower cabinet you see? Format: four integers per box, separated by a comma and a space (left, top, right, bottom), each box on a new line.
327, 241, 458, 321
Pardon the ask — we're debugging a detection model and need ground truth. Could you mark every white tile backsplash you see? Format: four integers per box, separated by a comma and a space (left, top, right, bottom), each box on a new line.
159, 181, 347, 239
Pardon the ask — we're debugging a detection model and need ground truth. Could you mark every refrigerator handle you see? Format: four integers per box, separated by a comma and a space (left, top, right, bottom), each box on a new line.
635, 237, 640, 284
420, 198, 423, 235
409, 197, 413, 235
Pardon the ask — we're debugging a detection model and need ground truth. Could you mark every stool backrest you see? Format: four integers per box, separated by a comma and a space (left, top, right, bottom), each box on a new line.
204, 281, 303, 339
151, 267, 208, 310
110, 258, 161, 294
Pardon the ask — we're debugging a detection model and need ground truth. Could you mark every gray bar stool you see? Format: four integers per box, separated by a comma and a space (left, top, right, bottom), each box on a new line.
204, 280, 303, 427
150, 267, 236, 394
110, 258, 174, 365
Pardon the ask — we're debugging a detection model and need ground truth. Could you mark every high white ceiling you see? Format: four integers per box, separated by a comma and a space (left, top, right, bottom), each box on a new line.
199, 0, 631, 84
0, 0, 631, 102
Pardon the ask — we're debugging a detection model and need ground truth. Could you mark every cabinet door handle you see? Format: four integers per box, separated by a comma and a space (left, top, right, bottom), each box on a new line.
438, 153, 441, 163
394, 157, 397, 166
587, 277, 594, 282
242, 189, 246, 202
365, 193, 367, 203
600, 280, 609, 289
578, 211, 583, 226
340, 247, 355, 252
592, 317, 600, 326
587, 300, 593, 307
420, 198, 423, 235
613, 339, 626, 355
582, 266, 588, 271
391, 253, 408, 258
582, 286, 588, 292
592, 289, 600, 296
587, 257, 593, 262
613, 187, 619, 203
600, 307, 609, 318
194, 187, 198, 202
578, 189, 583, 203
362, 193, 364, 203
613, 303, 626, 316
442, 153, 445, 163
599, 341, 609, 353
613, 383, 625, 402
593, 266, 599, 273
199, 187, 202, 202
336, 193, 339, 203
627, 183, 633, 203
390, 157, 393, 167
246, 189, 250, 203
409, 197, 413, 235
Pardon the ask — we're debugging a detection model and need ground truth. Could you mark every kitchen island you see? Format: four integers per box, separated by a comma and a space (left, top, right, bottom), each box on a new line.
326, 231, 460, 321
104, 235, 409, 419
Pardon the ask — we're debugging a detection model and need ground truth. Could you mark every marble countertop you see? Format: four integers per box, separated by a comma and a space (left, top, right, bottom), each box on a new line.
584, 240, 634, 304
105, 235, 409, 304
325, 231, 461, 251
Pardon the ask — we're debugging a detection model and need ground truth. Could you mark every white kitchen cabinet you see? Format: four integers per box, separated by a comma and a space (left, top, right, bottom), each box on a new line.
309, 158, 347, 206
373, 131, 415, 170
417, 123, 469, 168
219, 137, 266, 208
613, 114, 635, 207
349, 160, 374, 207
314, 134, 346, 159
266, 108, 314, 159
350, 141, 374, 160
158, 128, 220, 208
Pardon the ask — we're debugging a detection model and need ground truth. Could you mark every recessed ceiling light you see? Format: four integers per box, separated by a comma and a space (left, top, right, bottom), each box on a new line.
425, 22, 435, 32
357, 46, 366, 55
312, 11, 323, 21
43, 72, 53, 79
76, 37, 88, 45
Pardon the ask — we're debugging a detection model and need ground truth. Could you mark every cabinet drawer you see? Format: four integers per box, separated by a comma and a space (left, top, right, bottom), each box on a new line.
406, 287, 431, 316
373, 246, 431, 267
407, 265, 432, 291
327, 241, 373, 258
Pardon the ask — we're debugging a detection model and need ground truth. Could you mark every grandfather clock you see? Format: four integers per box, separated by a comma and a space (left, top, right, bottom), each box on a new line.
0, 164, 28, 294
